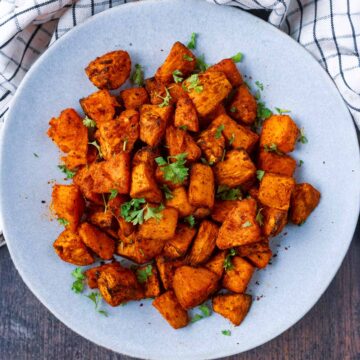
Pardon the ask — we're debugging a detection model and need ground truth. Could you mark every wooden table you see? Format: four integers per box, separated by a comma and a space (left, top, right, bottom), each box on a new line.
0, 218, 359, 359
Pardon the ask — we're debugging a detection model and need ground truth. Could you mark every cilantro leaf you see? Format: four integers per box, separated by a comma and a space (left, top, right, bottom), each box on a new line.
264, 143, 283, 155
223, 248, 236, 271
131, 64, 144, 86
155, 153, 189, 184
231, 52, 243, 63
184, 215, 196, 228
216, 185, 242, 201
242, 220, 253, 228
187, 32, 197, 49
275, 107, 291, 114
298, 128, 308, 144
256, 170, 265, 181
183, 54, 194, 62
136, 264, 153, 283
299, 159, 304, 167
71, 268, 85, 294
109, 189, 118, 201
88, 140, 103, 158
120, 198, 146, 225
86, 292, 108, 316
173, 70, 183, 83
196, 54, 209, 72
58, 218, 69, 226
179, 125, 188, 131
144, 203, 165, 222
83, 116, 96, 128
184, 74, 203, 93
161, 185, 173, 200
191, 303, 212, 323
255, 80, 264, 91
58, 165, 76, 179
256, 208, 264, 226
222, 330, 231, 336
257, 101, 273, 120
157, 87, 172, 107
215, 124, 225, 139
229, 107, 237, 113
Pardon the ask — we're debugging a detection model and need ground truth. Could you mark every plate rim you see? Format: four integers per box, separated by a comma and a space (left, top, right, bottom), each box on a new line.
1, 0, 359, 358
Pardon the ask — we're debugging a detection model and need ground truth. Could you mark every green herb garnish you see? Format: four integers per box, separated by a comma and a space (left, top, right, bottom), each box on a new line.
172, 70, 183, 83
275, 107, 291, 115
88, 140, 103, 158
187, 32, 197, 49
299, 159, 304, 167
184, 215, 196, 228
109, 189, 118, 201
196, 54, 208, 72
255, 80, 264, 91
136, 264, 153, 283
131, 64, 144, 86
58, 218, 69, 226
242, 220, 253, 228
256, 170, 265, 181
155, 153, 189, 184
256, 208, 264, 226
215, 124, 225, 139
257, 101, 273, 120
158, 87, 172, 107
229, 133, 236, 145
216, 185, 242, 201
71, 267, 85, 294
58, 165, 76, 179
231, 52, 243, 63
298, 128, 308, 144
229, 107, 237, 113
83, 116, 96, 128
179, 125, 188, 131
222, 330, 231, 336
161, 185, 173, 200
120, 198, 164, 225
184, 74, 203, 93
224, 248, 237, 271
86, 292, 108, 317
264, 143, 282, 155
191, 303, 212, 323
183, 54, 194, 62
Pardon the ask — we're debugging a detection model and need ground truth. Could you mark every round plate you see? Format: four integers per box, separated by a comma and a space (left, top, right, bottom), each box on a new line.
1, 0, 359, 359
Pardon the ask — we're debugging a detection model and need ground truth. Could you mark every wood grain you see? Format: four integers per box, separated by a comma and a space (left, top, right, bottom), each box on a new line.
0, 219, 359, 360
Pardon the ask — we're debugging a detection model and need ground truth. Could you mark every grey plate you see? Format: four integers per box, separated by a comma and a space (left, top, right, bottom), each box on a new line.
1, 0, 359, 359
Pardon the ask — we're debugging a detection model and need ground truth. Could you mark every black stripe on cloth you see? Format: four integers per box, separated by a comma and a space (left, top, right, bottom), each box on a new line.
0, 108, 9, 119
295, 0, 303, 42
0, 32, 19, 50
0, 90, 11, 102
91, 0, 95, 16
303, 32, 360, 48
231, 1, 252, 10
313, 0, 328, 73
72, 4, 77, 27
109, 0, 113, 8
319, 51, 360, 65
347, 0, 360, 66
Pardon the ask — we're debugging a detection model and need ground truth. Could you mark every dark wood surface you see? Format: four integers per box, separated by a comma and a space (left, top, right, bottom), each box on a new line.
0, 218, 359, 360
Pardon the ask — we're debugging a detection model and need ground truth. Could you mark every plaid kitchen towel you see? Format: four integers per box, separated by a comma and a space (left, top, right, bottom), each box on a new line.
0, 0, 359, 243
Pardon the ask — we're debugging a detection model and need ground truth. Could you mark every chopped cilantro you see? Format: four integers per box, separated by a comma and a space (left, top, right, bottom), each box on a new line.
191, 303, 212, 322
222, 330, 231, 336
196, 54, 208, 72
184, 74, 203, 93
215, 124, 225, 139
88, 140, 103, 158
172, 70, 183, 83
131, 64, 144, 86
136, 264, 153, 283
187, 32, 197, 49
229, 106, 237, 113
71, 267, 85, 294
242, 220, 253, 228
83, 116, 96, 128
120, 198, 146, 225
299, 159, 304, 167
86, 292, 108, 317
109, 189, 118, 201
256, 170, 265, 181
144, 203, 165, 222
184, 215, 196, 228
231, 52, 243, 63
257, 101, 273, 120
264, 143, 282, 155
275, 107, 291, 114
57, 218, 69, 226
298, 128, 308, 144
58, 165, 76, 179
158, 87, 172, 107
229, 133, 236, 145
161, 185, 173, 200
256, 208, 264, 226
255, 80, 264, 91
155, 153, 189, 184
183, 54, 194, 62
179, 125, 188, 131
224, 248, 237, 271
216, 185, 242, 201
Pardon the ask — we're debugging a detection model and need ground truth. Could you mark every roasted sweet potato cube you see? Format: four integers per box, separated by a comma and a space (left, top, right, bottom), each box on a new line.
88, 206, 113, 228
200, 103, 226, 128
262, 207, 288, 237
211, 200, 241, 223
216, 198, 261, 249
85, 262, 121, 289
165, 187, 194, 217
207, 58, 243, 87
214, 149, 256, 188
173, 266, 219, 309
144, 77, 166, 105
258, 173, 295, 210
80, 90, 122, 126
212, 294, 252, 326
133, 146, 159, 168
290, 183, 321, 225
120, 87, 149, 110
222, 257, 255, 293
73, 167, 102, 204
156, 257, 184, 290
260, 115, 299, 153
187, 220, 218, 265
137, 265, 161, 298
246, 250, 272, 268
85, 50, 131, 90
193, 207, 212, 219
228, 85, 257, 124
174, 97, 199, 132
138, 207, 178, 241
187, 72, 232, 117
188, 163, 215, 209
155, 42, 196, 84
97, 109, 139, 158
248, 186, 259, 201
236, 238, 270, 257
197, 126, 225, 165
257, 149, 296, 177
165, 126, 201, 162
79, 222, 115, 260
140, 104, 173, 147
48, 109, 88, 169
204, 251, 226, 278
117, 216, 135, 238
53, 229, 94, 266
51, 184, 85, 231
98, 265, 144, 306
211, 114, 259, 153
153, 291, 189, 329
168, 83, 189, 103
89, 153, 130, 194
163, 224, 196, 259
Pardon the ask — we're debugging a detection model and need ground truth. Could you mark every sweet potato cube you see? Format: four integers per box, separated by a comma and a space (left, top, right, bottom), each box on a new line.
246, 250, 272, 269
73, 167, 102, 204
155, 42, 196, 84
257, 149, 296, 177
211, 114, 259, 153
85, 50, 131, 90
200, 103, 226, 128
187, 220, 218, 265
97, 109, 139, 158
204, 251, 226, 279
262, 207, 288, 237
222, 257, 255, 293
165, 126, 201, 162
140, 104, 173, 147
48, 109, 88, 169
138, 207, 178, 241
187, 72, 232, 117
156, 257, 184, 290
133, 146, 159, 168
211, 200, 241, 223
236, 238, 270, 257
193, 207, 212, 219
165, 187, 194, 218
53, 229, 94, 266
216, 198, 261, 249
51, 184, 85, 231
88, 206, 113, 228
173, 266, 219, 309
174, 97, 199, 132
80, 90, 122, 126
290, 183, 321, 225
163, 224, 197, 259
207, 58, 243, 87
258, 173, 295, 210
197, 126, 225, 165
212, 294, 252, 326
153, 291, 189, 329
85, 262, 121, 289
78, 222, 115, 259
260, 115, 299, 153
120, 87, 149, 110
168, 83, 189, 103
144, 77, 166, 105
89, 153, 130, 194
228, 85, 257, 124
137, 265, 161, 298
214, 149, 256, 188
98, 265, 144, 306
188, 163, 215, 209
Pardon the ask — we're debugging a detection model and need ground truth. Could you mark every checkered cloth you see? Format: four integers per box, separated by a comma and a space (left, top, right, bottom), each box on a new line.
0, 0, 359, 244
